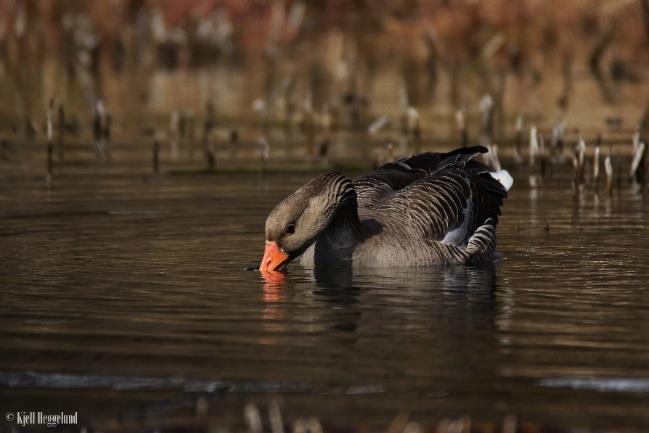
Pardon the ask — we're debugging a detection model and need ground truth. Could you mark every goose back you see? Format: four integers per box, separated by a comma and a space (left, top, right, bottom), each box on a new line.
354, 146, 506, 247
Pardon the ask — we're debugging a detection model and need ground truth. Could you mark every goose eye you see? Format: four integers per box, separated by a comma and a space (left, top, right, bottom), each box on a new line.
284, 224, 295, 235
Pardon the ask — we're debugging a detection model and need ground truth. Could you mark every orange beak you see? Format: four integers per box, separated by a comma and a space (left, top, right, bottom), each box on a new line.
259, 241, 290, 272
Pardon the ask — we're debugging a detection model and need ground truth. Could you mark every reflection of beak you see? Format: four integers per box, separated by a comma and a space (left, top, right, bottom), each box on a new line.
260, 241, 290, 272
261, 269, 287, 289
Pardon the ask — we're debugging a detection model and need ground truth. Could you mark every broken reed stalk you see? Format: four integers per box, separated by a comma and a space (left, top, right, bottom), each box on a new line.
229, 128, 239, 159
630, 141, 646, 184
203, 102, 216, 170
187, 113, 195, 160
368, 115, 390, 136
515, 114, 523, 163
605, 154, 613, 195
152, 139, 160, 174
529, 126, 538, 167
58, 104, 65, 161
258, 136, 269, 172
479, 94, 494, 141
538, 133, 546, 178
593, 138, 601, 191
46, 98, 54, 182
104, 112, 112, 160
169, 111, 180, 161
93, 103, 101, 159
455, 109, 468, 148
206, 147, 215, 172
576, 138, 586, 184
46, 140, 53, 183
407, 107, 421, 146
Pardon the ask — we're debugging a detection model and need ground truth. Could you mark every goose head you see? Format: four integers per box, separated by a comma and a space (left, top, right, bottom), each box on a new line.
260, 172, 356, 272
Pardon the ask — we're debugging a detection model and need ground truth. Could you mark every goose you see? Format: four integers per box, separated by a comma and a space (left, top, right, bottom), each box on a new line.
259, 146, 513, 273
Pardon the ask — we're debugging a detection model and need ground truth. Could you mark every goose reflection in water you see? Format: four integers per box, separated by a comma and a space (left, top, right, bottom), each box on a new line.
260, 262, 498, 334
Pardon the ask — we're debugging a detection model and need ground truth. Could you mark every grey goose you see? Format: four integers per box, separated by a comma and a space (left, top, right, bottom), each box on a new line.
260, 146, 513, 273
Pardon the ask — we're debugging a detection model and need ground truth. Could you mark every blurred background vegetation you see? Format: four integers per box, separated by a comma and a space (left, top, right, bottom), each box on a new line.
1, 0, 648, 167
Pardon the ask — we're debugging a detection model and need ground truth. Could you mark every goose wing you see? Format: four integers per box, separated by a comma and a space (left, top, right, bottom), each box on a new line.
352, 162, 426, 209
369, 148, 507, 246
353, 146, 489, 209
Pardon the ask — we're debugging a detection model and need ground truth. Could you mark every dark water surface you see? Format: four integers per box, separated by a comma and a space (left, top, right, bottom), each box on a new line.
1, 166, 648, 431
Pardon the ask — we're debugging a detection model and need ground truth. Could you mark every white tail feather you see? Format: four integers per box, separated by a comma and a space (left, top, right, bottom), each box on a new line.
490, 169, 513, 191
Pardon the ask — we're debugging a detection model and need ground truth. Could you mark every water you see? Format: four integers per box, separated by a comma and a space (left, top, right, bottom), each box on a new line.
1, 165, 649, 431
